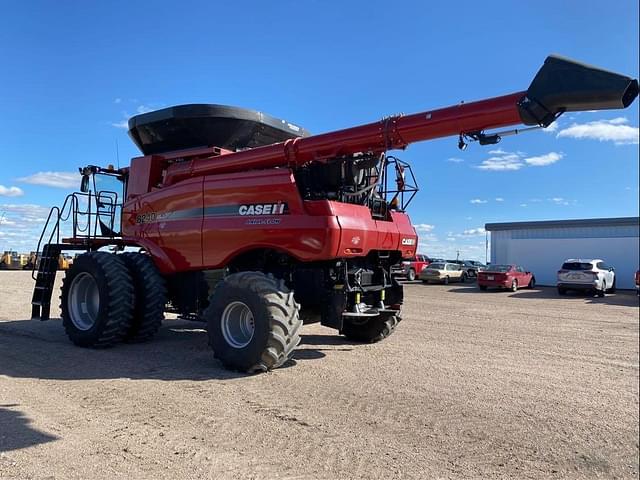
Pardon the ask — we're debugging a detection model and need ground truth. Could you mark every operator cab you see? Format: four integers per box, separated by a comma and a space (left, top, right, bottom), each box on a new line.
79, 165, 127, 237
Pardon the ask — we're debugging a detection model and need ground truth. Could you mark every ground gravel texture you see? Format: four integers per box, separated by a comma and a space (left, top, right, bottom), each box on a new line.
0, 271, 638, 479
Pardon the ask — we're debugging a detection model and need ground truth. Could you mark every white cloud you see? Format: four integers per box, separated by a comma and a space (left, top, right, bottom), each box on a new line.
17, 171, 78, 189
520, 203, 528, 207
524, 152, 563, 167
544, 122, 559, 133
418, 235, 488, 262
111, 103, 158, 129
461, 227, 486, 236
477, 151, 524, 171
549, 197, 571, 206
413, 224, 435, 232
0, 203, 51, 222
557, 117, 639, 145
470, 199, 487, 204
114, 98, 122, 104
111, 119, 129, 129
494, 197, 504, 202
477, 148, 565, 171
608, 117, 629, 125
0, 185, 24, 197
447, 157, 464, 163
0, 203, 52, 250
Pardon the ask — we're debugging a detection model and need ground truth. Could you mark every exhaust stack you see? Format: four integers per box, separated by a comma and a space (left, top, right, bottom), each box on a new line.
519, 55, 639, 126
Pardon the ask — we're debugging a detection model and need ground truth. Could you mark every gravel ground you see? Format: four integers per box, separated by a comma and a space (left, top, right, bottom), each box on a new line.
0, 270, 638, 479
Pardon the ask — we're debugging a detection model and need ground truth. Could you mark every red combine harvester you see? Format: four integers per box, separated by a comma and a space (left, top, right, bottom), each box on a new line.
31, 56, 638, 372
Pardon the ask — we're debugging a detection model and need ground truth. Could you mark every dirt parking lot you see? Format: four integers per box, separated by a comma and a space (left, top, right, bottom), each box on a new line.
0, 271, 638, 479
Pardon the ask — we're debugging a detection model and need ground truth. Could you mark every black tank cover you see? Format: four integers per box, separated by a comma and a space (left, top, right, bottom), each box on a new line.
128, 104, 310, 155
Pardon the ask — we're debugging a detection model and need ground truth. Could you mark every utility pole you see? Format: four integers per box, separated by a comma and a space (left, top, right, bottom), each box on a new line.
456, 249, 460, 261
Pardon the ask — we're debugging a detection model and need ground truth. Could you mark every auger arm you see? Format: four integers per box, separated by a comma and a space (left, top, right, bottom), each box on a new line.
159, 55, 638, 185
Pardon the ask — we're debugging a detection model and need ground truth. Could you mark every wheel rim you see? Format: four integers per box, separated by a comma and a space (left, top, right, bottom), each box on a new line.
68, 272, 100, 331
221, 301, 255, 348
512, 280, 517, 291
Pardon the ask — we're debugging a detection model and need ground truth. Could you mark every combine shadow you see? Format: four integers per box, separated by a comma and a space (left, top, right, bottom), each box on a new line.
0, 318, 358, 382
0, 405, 58, 452
292, 333, 357, 360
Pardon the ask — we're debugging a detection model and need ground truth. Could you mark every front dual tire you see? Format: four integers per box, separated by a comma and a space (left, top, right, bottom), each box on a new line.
61, 252, 134, 348
61, 252, 166, 348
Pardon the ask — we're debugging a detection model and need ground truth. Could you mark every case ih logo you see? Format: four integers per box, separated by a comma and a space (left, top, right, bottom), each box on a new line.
238, 203, 288, 216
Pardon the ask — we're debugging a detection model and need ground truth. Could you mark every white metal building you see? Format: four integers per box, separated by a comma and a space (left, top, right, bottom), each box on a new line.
485, 217, 640, 289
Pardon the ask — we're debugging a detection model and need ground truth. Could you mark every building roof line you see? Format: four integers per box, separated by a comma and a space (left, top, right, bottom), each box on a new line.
485, 216, 640, 231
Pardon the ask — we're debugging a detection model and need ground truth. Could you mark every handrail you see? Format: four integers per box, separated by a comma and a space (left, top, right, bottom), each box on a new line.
32, 190, 123, 280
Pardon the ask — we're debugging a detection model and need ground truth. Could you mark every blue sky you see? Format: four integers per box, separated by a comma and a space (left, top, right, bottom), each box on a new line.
0, 1, 638, 260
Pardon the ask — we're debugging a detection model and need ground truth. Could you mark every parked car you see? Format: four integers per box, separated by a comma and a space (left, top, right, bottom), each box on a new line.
419, 262, 467, 284
391, 254, 431, 281
557, 259, 615, 297
477, 264, 535, 292
446, 259, 487, 278
635, 269, 639, 295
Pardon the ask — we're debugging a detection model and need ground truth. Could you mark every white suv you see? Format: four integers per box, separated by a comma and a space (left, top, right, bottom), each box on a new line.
557, 259, 616, 297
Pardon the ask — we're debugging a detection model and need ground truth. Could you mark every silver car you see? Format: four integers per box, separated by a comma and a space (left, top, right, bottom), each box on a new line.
557, 259, 616, 297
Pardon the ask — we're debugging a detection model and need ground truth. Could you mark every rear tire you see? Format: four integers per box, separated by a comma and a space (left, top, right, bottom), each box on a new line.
407, 268, 416, 282
120, 252, 167, 343
598, 280, 606, 298
558, 287, 567, 295
528, 277, 536, 289
443, 276, 449, 285
511, 279, 518, 292
608, 278, 616, 293
460, 273, 467, 283
61, 252, 134, 348
342, 314, 399, 343
204, 272, 302, 373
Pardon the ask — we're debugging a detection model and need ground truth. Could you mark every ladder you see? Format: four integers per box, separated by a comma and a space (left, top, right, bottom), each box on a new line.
31, 243, 62, 320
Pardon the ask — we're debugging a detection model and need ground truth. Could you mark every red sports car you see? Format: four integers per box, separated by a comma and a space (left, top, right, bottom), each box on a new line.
477, 264, 535, 292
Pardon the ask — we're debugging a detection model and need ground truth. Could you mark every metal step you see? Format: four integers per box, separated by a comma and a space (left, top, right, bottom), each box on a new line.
31, 243, 62, 321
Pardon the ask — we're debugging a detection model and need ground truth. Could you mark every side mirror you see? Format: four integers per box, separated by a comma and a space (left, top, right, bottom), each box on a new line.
80, 175, 90, 193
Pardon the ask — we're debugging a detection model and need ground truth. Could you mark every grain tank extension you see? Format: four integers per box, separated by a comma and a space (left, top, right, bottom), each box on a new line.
31, 55, 638, 372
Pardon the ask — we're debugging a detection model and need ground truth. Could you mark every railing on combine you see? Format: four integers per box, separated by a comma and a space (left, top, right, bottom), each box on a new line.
30, 190, 122, 320
32, 190, 122, 279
